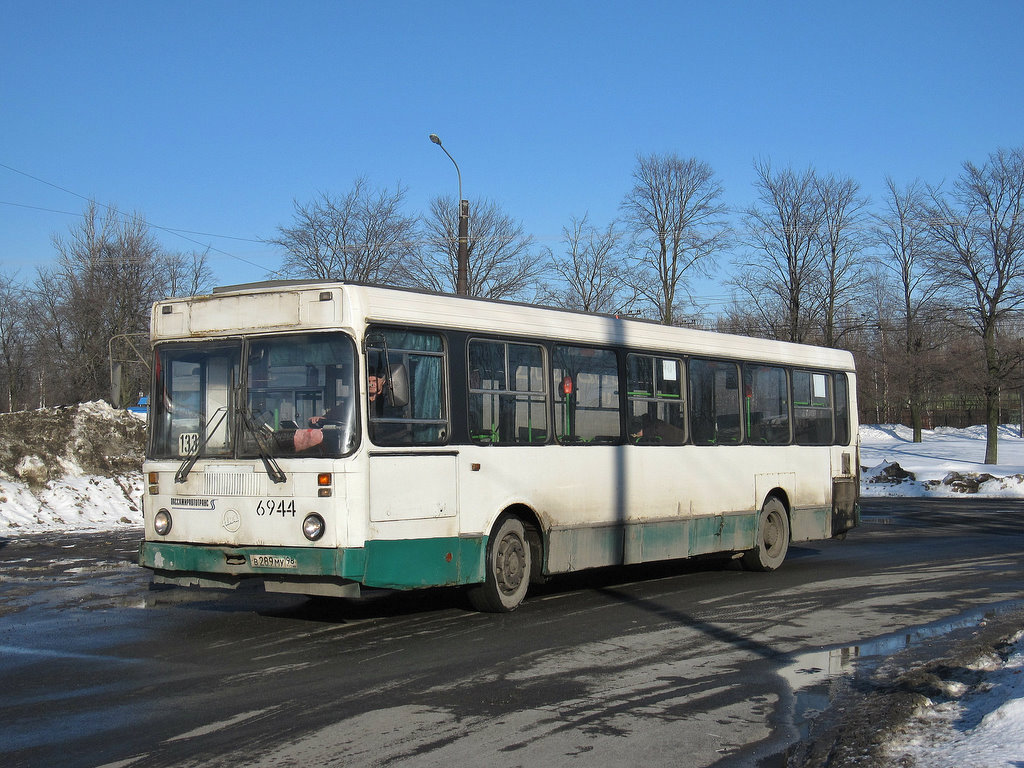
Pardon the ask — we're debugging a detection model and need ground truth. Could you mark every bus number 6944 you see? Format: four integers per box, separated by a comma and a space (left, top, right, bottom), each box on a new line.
256, 499, 297, 517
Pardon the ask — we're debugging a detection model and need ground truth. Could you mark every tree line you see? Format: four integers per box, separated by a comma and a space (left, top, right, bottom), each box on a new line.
2, 146, 1023, 461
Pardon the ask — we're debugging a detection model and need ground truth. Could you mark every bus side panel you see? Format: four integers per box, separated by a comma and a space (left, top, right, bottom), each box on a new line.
625, 519, 689, 564
689, 512, 755, 556
789, 506, 831, 542
362, 535, 485, 588
624, 514, 757, 563
368, 454, 458, 521
545, 512, 759, 573
831, 477, 859, 535
544, 523, 625, 573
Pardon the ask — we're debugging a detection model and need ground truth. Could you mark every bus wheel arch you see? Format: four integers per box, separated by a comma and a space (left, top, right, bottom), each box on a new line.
742, 493, 791, 572
468, 507, 541, 612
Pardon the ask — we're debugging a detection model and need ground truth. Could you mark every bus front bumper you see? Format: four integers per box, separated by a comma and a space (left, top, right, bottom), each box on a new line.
139, 536, 486, 594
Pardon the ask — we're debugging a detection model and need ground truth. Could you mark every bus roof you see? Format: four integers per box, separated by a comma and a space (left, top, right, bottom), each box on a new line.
153, 280, 855, 371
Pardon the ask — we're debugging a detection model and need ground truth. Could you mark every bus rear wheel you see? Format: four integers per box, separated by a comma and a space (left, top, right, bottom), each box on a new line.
468, 516, 532, 612
742, 497, 790, 572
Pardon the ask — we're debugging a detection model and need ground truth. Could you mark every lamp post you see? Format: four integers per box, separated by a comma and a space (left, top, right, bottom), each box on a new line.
429, 133, 469, 296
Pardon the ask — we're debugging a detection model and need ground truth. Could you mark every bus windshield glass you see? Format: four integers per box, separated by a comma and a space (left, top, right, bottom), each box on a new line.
150, 333, 358, 460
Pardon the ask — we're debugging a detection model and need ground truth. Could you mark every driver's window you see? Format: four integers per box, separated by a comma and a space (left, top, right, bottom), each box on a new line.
366, 328, 448, 446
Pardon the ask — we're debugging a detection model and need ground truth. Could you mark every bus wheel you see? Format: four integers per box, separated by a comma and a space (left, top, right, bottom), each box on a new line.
742, 497, 790, 572
468, 516, 532, 612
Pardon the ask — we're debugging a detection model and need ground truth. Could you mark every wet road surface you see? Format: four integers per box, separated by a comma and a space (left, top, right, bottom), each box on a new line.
1, 498, 1023, 768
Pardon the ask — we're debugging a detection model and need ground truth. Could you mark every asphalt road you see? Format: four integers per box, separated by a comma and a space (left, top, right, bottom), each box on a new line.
1, 498, 1023, 768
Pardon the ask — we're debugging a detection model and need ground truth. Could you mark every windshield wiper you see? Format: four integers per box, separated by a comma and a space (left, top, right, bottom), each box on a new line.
175, 407, 229, 483
238, 407, 287, 484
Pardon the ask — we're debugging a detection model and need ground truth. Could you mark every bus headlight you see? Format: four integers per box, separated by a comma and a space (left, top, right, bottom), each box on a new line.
154, 509, 173, 536
302, 513, 325, 541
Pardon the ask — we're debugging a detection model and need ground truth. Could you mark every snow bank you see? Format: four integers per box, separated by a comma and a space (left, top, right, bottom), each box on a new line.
860, 423, 1024, 498
1, 406, 1022, 763
885, 632, 1024, 767
0, 471, 144, 533
0, 401, 145, 534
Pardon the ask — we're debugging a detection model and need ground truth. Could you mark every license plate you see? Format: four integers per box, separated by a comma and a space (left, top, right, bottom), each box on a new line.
250, 555, 297, 569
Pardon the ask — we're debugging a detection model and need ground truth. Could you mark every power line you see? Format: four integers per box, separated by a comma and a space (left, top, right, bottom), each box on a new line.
0, 161, 280, 275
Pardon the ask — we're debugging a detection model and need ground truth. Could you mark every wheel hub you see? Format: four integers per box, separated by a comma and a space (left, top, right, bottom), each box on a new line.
495, 533, 526, 594
764, 512, 782, 552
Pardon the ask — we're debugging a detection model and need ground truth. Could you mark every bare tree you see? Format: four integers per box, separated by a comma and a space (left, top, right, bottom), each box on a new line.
38, 201, 165, 404
0, 270, 30, 411
925, 146, 1024, 463
814, 172, 869, 347
621, 153, 729, 325
872, 178, 941, 440
159, 249, 215, 297
29, 266, 70, 407
411, 196, 543, 300
847, 267, 897, 424
542, 214, 632, 313
271, 178, 418, 285
734, 160, 826, 343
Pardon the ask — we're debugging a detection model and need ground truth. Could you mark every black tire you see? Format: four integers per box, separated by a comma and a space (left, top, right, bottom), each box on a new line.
468, 516, 532, 612
742, 497, 790, 572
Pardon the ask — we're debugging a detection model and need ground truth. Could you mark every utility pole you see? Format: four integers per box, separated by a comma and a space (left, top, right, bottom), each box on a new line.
429, 134, 470, 295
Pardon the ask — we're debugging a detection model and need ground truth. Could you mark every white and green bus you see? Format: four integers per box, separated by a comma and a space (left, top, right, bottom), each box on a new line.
139, 281, 859, 612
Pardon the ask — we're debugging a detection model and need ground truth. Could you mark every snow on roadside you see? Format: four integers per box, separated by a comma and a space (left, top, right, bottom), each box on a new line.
860, 423, 1024, 498
1, 412, 1023, 764
0, 471, 143, 533
0, 402, 145, 534
884, 632, 1024, 767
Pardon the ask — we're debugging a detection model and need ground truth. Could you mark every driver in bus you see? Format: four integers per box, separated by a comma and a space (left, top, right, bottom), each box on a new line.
291, 402, 346, 452
291, 371, 388, 451
366, 372, 386, 405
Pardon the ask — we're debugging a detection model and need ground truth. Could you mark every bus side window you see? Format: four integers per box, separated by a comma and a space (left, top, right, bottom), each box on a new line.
627, 354, 686, 444
793, 370, 833, 445
468, 339, 547, 445
552, 345, 620, 444
744, 364, 790, 445
366, 329, 448, 446
689, 359, 741, 445
834, 372, 851, 445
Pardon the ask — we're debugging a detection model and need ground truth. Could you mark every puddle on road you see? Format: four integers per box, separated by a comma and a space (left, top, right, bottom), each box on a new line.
776, 599, 1024, 741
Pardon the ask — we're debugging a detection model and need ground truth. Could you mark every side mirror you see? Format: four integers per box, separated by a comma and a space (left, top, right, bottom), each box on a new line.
388, 363, 410, 408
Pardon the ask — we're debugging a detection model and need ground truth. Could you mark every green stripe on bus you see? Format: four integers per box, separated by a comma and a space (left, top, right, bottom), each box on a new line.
138, 541, 363, 579
139, 536, 487, 590
363, 536, 486, 588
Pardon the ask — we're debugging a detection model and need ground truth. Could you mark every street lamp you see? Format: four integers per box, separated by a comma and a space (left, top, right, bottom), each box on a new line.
428, 133, 469, 296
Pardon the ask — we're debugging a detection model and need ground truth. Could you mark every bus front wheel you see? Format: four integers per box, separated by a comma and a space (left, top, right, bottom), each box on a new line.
742, 497, 790, 572
468, 516, 532, 612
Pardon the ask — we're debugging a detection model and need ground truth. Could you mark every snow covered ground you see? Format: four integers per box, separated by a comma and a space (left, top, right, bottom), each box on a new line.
0, 403, 145, 534
1, 416, 1022, 764
861, 423, 1024, 498
858, 424, 1024, 766
882, 628, 1024, 767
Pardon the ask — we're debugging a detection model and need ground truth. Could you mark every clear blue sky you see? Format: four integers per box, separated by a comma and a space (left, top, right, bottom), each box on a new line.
2, 1, 1022, 311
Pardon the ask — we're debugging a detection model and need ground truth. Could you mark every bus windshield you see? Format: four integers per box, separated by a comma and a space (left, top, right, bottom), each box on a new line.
151, 332, 358, 460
